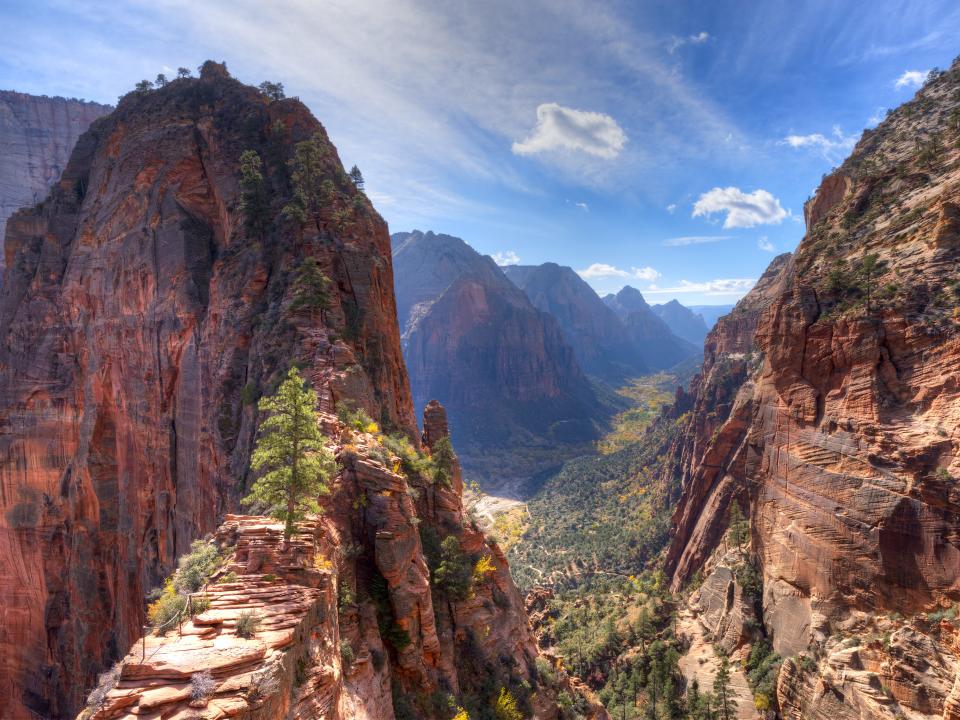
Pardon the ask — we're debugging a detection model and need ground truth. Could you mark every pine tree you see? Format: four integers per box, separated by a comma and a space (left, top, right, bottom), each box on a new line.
283, 134, 331, 232
713, 657, 736, 720
258, 81, 285, 101
242, 367, 336, 539
348, 165, 364, 190
431, 436, 456, 487
239, 150, 270, 238
289, 257, 332, 320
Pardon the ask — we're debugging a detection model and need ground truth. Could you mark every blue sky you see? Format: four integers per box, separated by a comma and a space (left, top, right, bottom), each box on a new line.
3, 1, 959, 304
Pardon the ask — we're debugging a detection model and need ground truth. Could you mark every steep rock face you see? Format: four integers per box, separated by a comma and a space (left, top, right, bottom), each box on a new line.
393, 231, 605, 486
651, 299, 709, 347
503, 262, 648, 382
665, 62, 960, 718
603, 286, 700, 369
0, 91, 111, 262
80, 404, 591, 720
0, 64, 415, 719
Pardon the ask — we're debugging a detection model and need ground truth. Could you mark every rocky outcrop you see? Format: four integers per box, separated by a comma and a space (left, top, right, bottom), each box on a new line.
651, 299, 710, 347
79, 402, 590, 720
0, 91, 111, 263
665, 61, 960, 719
503, 262, 649, 382
603, 286, 701, 369
0, 62, 562, 719
393, 230, 607, 487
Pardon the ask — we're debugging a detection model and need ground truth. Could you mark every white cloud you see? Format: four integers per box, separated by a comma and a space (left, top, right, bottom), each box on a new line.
633, 266, 661, 281
577, 263, 661, 281
574, 201, 589, 212
666, 203, 677, 214
492, 250, 521, 266
894, 70, 927, 89
781, 125, 857, 161
757, 236, 775, 252
644, 278, 756, 296
692, 187, 788, 229
662, 235, 732, 247
512, 103, 627, 159
669, 31, 710, 53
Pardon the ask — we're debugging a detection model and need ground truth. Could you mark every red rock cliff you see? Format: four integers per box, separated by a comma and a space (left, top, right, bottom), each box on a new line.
0, 62, 415, 718
665, 63, 960, 718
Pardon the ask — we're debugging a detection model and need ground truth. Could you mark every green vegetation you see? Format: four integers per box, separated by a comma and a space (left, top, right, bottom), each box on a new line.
258, 80, 285, 100
598, 374, 678, 454
336, 400, 379, 433
431, 436, 456, 486
146, 540, 224, 632
507, 414, 679, 589
283, 133, 331, 231
289, 257, 332, 318
340, 639, 355, 666
235, 610, 262, 638
238, 149, 270, 237
242, 367, 336, 539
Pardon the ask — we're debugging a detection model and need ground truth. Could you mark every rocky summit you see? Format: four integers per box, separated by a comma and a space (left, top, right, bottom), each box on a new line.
0, 64, 596, 720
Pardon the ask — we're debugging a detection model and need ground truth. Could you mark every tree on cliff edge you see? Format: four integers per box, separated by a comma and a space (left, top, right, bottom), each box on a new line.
242, 367, 336, 539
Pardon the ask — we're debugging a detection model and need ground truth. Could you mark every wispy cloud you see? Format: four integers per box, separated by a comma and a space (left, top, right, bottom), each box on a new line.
757, 236, 775, 252
668, 31, 710, 53
666, 203, 677, 214
645, 278, 756, 296
781, 125, 857, 161
578, 263, 661, 281
692, 187, 788, 229
513, 103, 627, 159
894, 70, 927, 89
492, 250, 521, 266
662, 235, 732, 247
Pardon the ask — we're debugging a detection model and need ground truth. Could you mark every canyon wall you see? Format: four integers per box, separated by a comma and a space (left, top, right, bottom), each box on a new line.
665, 62, 960, 718
0, 91, 111, 262
0, 63, 562, 719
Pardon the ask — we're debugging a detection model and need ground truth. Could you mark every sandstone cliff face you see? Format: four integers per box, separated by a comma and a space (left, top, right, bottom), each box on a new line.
503, 262, 649, 383
0, 63, 413, 719
666, 62, 960, 718
0, 91, 111, 263
80, 403, 590, 720
393, 230, 606, 487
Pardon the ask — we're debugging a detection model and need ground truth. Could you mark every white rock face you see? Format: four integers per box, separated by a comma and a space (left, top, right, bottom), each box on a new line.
0, 91, 110, 262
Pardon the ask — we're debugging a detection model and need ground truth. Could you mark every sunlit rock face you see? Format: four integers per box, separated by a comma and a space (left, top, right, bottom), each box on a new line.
0, 91, 111, 264
0, 63, 413, 718
664, 62, 960, 719
0, 63, 584, 720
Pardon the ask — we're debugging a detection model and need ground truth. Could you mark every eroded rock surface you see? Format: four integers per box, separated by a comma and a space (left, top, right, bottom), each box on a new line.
0, 91, 111, 263
665, 61, 960, 719
0, 65, 561, 720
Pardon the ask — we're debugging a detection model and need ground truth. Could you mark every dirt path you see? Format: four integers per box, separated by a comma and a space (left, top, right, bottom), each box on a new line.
676, 608, 758, 719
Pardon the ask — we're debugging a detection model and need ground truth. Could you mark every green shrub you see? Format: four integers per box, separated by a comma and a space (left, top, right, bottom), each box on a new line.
174, 540, 221, 594
340, 640, 355, 666
235, 610, 262, 638
382, 433, 434, 478
147, 579, 188, 632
